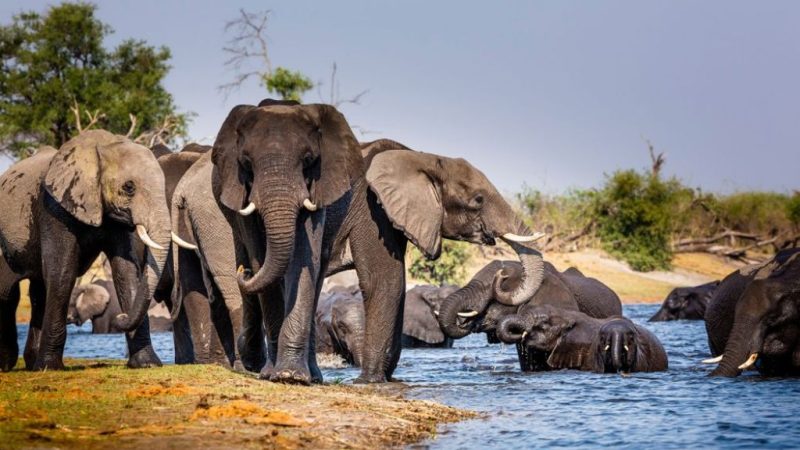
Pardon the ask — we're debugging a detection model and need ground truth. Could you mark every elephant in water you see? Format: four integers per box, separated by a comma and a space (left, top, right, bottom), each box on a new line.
498, 305, 668, 373
67, 279, 172, 334
703, 248, 800, 377
649, 281, 719, 322
401, 285, 459, 348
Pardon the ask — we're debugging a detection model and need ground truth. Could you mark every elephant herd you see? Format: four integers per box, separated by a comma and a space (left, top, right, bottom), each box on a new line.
0, 99, 797, 384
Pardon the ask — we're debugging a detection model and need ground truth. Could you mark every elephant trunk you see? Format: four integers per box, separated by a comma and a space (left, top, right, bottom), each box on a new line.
648, 307, 670, 322
610, 333, 624, 372
497, 314, 528, 343
710, 314, 762, 377
494, 224, 545, 307
114, 208, 171, 332
438, 275, 495, 339
238, 185, 299, 295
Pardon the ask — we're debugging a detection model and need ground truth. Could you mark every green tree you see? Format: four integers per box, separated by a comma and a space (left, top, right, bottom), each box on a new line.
0, 2, 188, 159
407, 241, 472, 285
263, 67, 313, 102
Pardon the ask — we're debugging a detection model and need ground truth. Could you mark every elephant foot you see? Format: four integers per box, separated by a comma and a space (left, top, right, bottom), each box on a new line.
264, 360, 314, 385
0, 348, 17, 372
232, 359, 247, 373
127, 346, 163, 369
33, 356, 65, 371
354, 372, 389, 384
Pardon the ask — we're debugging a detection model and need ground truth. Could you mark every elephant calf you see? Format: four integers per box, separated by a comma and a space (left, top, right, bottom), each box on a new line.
67, 279, 173, 334
498, 305, 668, 373
649, 280, 719, 322
401, 285, 459, 348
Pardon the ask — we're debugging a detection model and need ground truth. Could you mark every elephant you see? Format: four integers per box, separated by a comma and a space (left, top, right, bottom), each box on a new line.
703, 248, 800, 377
649, 280, 719, 322
66, 279, 172, 333
0, 130, 171, 371
401, 285, 459, 348
211, 100, 545, 384
498, 305, 668, 373
169, 150, 244, 368
315, 288, 365, 366
438, 260, 622, 344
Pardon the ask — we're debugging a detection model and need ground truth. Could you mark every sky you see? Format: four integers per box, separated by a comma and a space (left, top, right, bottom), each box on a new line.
1, 1, 798, 195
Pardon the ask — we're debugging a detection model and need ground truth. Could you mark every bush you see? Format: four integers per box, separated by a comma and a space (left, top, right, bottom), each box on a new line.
407, 241, 472, 285
788, 192, 800, 228
710, 192, 793, 235
591, 170, 690, 271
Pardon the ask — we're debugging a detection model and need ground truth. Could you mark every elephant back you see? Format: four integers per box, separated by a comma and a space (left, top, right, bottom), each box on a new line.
557, 269, 622, 318
703, 268, 753, 355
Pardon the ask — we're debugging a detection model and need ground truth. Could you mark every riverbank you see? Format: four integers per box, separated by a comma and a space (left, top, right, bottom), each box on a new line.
0, 359, 473, 449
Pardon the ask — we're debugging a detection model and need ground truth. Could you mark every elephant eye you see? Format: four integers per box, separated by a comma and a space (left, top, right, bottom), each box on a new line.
239, 154, 253, 172
302, 151, 317, 169
121, 180, 136, 197
470, 193, 484, 209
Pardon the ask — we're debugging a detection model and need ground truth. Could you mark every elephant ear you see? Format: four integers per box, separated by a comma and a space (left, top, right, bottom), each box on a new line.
546, 320, 592, 370
211, 104, 256, 211
305, 104, 363, 207
403, 287, 446, 344
76, 284, 111, 322
44, 130, 120, 226
366, 150, 443, 259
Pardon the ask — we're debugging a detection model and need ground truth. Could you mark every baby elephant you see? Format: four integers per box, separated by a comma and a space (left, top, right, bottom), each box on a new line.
67, 280, 172, 334
401, 285, 459, 348
649, 280, 719, 321
498, 305, 668, 373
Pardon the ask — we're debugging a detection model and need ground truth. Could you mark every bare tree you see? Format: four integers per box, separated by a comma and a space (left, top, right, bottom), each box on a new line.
219, 9, 274, 97
71, 101, 181, 148
643, 137, 665, 178
317, 62, 369, 108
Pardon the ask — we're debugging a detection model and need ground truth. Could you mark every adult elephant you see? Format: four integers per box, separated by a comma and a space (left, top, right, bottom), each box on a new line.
212, 101, 545, 384
498, 305, 668, 373
67, 279, 172, 333
0, 130, 170, 371
704, 248, 800, 377
649, 281, 719, 322
438, 260, 622, 343
169, 150, 243, 368
402, 285, 459, 348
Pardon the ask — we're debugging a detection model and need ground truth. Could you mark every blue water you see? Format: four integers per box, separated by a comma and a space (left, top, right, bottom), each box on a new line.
15, 305, 800, 449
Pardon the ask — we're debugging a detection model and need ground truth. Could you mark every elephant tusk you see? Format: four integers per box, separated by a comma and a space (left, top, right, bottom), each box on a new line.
738, 353, 759, 370
521, 331, 528, 341
501, 232, 546, 243
238, 202, 256, 216
303, 198, 318, 211
702, 355, 723, 364
136, 225, 165, 250
604, 344, 610, 352
171, 232, 198, 250
457, 310, 479, 318
624, 345, 629, 352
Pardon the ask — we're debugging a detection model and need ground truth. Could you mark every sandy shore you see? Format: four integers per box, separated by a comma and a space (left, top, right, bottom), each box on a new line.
0, 360, 473, 449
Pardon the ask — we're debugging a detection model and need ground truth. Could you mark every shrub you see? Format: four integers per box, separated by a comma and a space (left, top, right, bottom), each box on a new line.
407, 241, 472, 285
788, 192, 800, 228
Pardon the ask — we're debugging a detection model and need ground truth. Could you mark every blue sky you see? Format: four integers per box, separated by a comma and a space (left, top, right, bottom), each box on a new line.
1, 1, 798, 195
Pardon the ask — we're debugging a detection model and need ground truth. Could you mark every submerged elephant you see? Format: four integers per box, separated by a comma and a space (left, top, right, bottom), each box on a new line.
0, 131, 171, 371
649, 281, 719, 322
498, 305, 668, 373
402, 285, 459, 348
703, 248, 800, 377
210, 100, 545, 384
438, 260, 622, 344
67, 279, 172, 334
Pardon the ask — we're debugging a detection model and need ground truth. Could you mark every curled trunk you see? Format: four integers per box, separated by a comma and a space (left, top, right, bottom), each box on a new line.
438, 269, 497, 339
494, 225, 545, 306
497, 314, 528, 343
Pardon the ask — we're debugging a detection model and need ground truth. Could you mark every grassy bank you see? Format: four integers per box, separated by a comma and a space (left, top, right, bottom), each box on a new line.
0, 360, 473, 449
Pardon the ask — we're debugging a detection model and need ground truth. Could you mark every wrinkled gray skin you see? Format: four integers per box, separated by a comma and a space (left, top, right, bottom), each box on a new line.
66, 279, 172, 333
0, 131, 171, 371
649, 280, 719, 322
402, 285, 459, 348
438, 260, 622, 344
211, 100, 545, 384
498, 305, 668, 373
705, 248, 800, 377
170, 150, 244, 369
315, 288, 365, 366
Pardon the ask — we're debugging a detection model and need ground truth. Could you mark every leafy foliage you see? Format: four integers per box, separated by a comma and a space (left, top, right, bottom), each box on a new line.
788, 192, 800, 228
263, 67, 313, 102
0, 2, 188, 159
407, 241, 472, 285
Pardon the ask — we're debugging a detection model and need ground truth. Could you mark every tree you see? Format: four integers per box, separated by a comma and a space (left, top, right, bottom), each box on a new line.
407, 241, 472, 285
0, 2, 189, 159
264, 67, 313, 102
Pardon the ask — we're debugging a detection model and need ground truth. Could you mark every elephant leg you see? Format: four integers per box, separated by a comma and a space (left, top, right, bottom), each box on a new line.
255, 287, 281, 376
207, 280, 237, 368
23, 280, 45, 370
268, 212, 326, 385
107, 242, 162, 369
172, 304, 195, 364
207, 271, 245, 371
178, 250, 217, 364
36, 245, 81, 370
0, 260, 22, 371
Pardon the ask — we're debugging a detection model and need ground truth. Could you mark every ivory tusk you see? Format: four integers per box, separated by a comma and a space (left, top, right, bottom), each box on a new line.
738, 353, 758, 370
702, 355, 723, 364
171, 232, 198, 250
136, 225, 165, 250
238, 202, 256, 216
303, 198, 318, 211
604, 344, 611, 352
624, 345, 629, 352
521, 331, 528, 341
457, 310, 479, 318
501, 232, 546, 243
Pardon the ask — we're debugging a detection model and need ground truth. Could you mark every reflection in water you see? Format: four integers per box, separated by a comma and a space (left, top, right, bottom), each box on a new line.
16, 305, 800, 449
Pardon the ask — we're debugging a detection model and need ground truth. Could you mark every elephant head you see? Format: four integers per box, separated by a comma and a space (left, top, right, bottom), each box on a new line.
45, 130, 171, 331
649, 281, 719, 322
403, 285, 459, 345
366, 150, 545, 309
212, 102, 362, 294
67, 282, 111, 326
330, 293, 366, 366
709, 250, 800, 377
595, 318, 643, 373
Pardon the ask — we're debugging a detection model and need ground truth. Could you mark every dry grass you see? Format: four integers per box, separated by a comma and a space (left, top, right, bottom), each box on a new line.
0, 359, 473, 449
